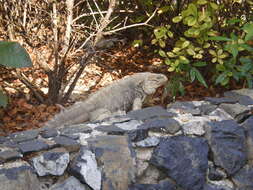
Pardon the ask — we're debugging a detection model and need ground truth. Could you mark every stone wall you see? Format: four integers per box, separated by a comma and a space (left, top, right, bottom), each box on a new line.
0, 89, 253, 190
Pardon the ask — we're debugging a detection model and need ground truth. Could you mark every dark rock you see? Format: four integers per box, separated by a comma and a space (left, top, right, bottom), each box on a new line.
242, 116, 253, 163
139, 118, 181, 134
219, 103, 251, 122
95, 124, 126, 135
40, 128, 58, 138
133, 137, 160, 147
0, 136, 8, 144
69, 147, 101, 190
208, 163, 227, 181
199, 104, 218, 115
32, 148, 69, 176
0, 150, 22, 164
0, 161, 39, 190
204, 183, 233, 190
167, 101, 201, 115
127, 128, 149, 142
150, 136, 209, 190
232, 165, 253, 190
224, 89, 253, 106
18, 139, 49, 154
129, 179, 176, 190
205, 97, 237, 105
9, 130, 40, 143
50, 176, 89, 190
52, 136, 80, 152
127, 106, 174, 121
205, 120, 246, 175
88, 135, 136, 190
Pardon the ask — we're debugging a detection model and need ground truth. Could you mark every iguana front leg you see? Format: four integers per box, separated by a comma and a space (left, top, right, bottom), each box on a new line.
132, 97, 143, 110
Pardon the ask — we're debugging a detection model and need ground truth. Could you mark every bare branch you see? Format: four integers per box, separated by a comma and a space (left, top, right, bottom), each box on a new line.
103, 9, 157, 35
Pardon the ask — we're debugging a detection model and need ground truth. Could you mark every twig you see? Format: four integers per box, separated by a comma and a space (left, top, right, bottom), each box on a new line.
103, 8, 157, 35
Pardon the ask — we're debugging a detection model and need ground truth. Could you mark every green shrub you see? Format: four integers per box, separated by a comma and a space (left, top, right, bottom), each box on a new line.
0, 41, 32, 107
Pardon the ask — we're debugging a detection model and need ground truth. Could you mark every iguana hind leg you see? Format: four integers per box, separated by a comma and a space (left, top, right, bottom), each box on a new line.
132, 97, 143, 110
90, 108, 112, 121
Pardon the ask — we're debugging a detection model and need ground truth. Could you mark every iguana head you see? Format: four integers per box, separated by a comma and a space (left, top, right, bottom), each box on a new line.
142, 73, 168, 95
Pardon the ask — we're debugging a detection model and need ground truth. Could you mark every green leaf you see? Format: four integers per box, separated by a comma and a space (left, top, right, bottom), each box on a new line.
215, 72, 227, 85
210, 2, 218, 10
243, 23, 253, 41
197, 0, 207, 5
209, 36, 232, 41
172, 16, 183, 23
194, 68, 208, 87
227, 18, 241, 25
225, 44, 238, 58
159, 49, 167, 57
0, 41, 32, 68
158, 6, 171, 14
188, 4, 198, 17
186, 16, 197, 26
0, 90, 8, 107
246, 74, 253, 88
190, 68, 196, 82
193, 61, 207, 67
159, 40, 166, 48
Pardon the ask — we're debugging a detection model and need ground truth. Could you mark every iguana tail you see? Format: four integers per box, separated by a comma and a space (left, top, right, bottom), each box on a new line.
44, 102, 92, 128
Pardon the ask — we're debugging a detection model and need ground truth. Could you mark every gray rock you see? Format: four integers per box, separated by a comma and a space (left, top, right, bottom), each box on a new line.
224, 88, 253, 106
115, 120, 143, 131
205, 120, 246, 175
150, 136, 209, 190
50, 176, 89, 190
69, 147, 101, 190
232, 165, 253, 190
88, 135, 136, 190
167, 101, 201, 115
0, 161, 39, 190
204, 183, 233, 190
208, 162, 227, 181
32, 148, 69, 176
0, 136, 8, 143
205, 97, 237, 105
129, 179, 176, 190
52, 136, 80, 152
242, 116, 253, 164
18, 139, 49, 154
199, 104, 218, 115
40, 128, 59, 138
133, 136, 160, 147
139, 118, 181, 134
0, 149, 22, 163
208, 108, 234, 121
176, 115, 208, 136
127, 106, 174, 121
10, 130, 40, 143
219, 103, 251, 122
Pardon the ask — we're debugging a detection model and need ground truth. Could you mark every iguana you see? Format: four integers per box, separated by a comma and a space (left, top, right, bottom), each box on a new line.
44, 72, 168, 128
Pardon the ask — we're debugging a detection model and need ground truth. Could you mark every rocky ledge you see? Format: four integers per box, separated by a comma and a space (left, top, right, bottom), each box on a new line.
0, 88, 253, 190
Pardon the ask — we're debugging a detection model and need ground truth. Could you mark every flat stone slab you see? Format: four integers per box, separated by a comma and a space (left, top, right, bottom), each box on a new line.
127, 106, 174, 121
9, 130, 40, 143
205, 97, 237, 105
18, 139, 49, 154
0, 150, 22, 163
